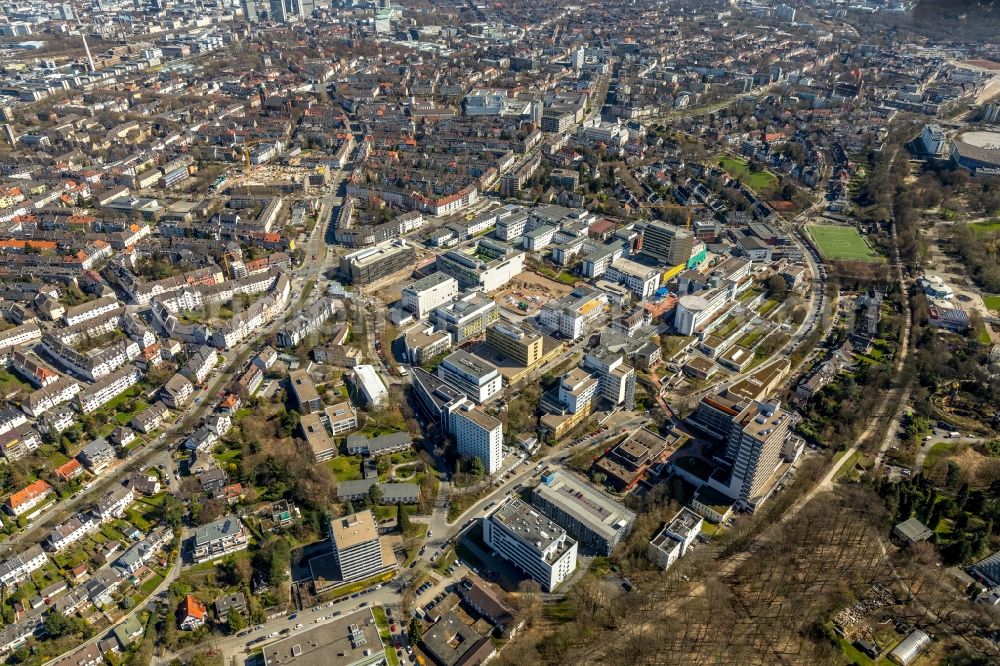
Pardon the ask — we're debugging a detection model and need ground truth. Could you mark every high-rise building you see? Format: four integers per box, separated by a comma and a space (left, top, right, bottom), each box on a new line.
450, 401, 503, 474
724, 401, 801, 510
640, 222, 694, 266
242, 0, 259, 22
329, 511, 386, 582
268, 0, 287, 22
483, 499, 577, 591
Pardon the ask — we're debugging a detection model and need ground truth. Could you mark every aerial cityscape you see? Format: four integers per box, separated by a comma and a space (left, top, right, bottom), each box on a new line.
0, 0, 998, 664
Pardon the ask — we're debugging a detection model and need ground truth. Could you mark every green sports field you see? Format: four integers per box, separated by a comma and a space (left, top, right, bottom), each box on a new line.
806, 224, 882, 262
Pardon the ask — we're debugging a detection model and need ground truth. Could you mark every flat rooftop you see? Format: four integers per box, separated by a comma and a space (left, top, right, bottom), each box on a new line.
262, 608, 383, 666
289, 370, 320, 404
329, 511, 378, 551
492, 498, 567, 556
533, 471, 635, 540
404, 271, 455, 293
441, 349, 498, 380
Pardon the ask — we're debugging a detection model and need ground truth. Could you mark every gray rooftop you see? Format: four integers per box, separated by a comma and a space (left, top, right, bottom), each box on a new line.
532, 471, 635, 542
194, 516, 244, 547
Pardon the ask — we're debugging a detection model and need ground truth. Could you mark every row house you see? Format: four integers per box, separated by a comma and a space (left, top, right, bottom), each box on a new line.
42, 333, 139, 381
181, 346, 219, 386
8, 350, 59, 388
62, 295, 120, 327
45, 514, 99, 552
236, 363, 263, 398
0, 322, 41, 356
75, 364, 142, 413
0, 407, 27, 436
276, 297, 338, 348
23, 376, 80, 418
38, 405, 75, 434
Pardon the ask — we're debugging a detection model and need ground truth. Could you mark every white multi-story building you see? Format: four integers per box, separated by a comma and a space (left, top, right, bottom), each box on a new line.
556, 368, 599, 415
450, 401, 503, 475
401, 272, 458, 319
324, 401, 359, 436
647, 507, 703, 570
75, 364, 142, 414
539, 287, 609, 340
352, 364, 389, 408
436, 350, 503, 403
62, 296, 120, 327
582, 348, 636, 410
329, 510, 388, 582
192, 516, 249, 563
483, 499, 578, 592
605, 257, 661, 300
0, 545, 48, 588
495, 209, 530, 241
674, 285, 735, 336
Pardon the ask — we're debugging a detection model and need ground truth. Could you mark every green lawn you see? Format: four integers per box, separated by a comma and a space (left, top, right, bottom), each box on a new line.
806, 225, 883, 263
969, 220, 1000, 235
326, 455, 363, 481
923, 441, 957, 469
715, 155, 778, 192
983, 294, 1000, 312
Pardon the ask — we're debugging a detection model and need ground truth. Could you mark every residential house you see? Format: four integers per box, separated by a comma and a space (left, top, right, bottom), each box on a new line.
76, 437, 116, 474
160, 373, 194, 409
178, 594, 207, 631
5, 479, 53, 517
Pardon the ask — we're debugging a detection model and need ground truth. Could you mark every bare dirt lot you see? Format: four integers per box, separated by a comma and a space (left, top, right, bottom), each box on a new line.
494, 271, 575, 316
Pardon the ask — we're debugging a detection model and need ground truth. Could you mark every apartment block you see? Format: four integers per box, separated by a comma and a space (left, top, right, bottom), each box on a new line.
329, 510, 388, 582
192, 516, 249, 563
289, 369, 322, 414
450, 402, 503, 475
324, 401, 359, 436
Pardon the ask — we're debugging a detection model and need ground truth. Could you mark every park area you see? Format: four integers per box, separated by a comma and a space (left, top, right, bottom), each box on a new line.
715, 155, 778, 192
806, 224, 882, 262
